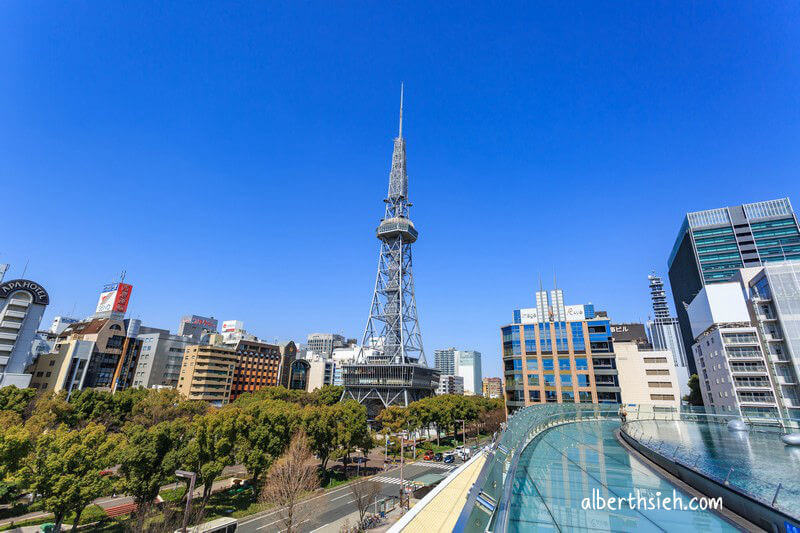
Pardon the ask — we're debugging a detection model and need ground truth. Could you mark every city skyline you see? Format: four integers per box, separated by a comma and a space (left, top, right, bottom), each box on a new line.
3, 2, 800, 379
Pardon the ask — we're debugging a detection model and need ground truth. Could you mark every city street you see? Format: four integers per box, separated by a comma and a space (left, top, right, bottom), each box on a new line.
236, 460, 459, 533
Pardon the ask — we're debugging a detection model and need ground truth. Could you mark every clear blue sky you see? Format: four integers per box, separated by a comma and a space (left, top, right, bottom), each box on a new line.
2, 2, 799, 379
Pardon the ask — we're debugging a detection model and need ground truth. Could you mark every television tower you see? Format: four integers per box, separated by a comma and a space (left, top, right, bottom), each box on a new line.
341, 86, 438, 417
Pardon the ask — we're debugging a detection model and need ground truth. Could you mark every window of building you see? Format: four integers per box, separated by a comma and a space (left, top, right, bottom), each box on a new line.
577, 375, 589, 387
528, 390, 540, 402
526, 358, 538, 370
562, 391, 575, 401
543, 374, 556, 387
527, 374, 539, 386
545, 390, 558, 402
558, 358, 571, 371
542, 358, 554, 371
561, 374, 572, 386
574, 357, 588, 370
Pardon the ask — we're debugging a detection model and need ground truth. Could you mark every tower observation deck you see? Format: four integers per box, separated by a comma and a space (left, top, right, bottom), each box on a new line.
341, 86, 438, 418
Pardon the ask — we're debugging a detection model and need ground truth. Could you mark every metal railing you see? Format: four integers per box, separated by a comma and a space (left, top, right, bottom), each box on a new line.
454, 404, 620, 533
620, 406, 800, 521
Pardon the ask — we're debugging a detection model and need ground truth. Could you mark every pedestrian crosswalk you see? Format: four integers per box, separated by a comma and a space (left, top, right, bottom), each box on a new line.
372, 476, 405, 485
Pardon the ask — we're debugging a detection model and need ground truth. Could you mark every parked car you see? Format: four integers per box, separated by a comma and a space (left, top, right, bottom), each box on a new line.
423, 451, 434, 461
434, 452, 444, 462
443, 453, 455, 464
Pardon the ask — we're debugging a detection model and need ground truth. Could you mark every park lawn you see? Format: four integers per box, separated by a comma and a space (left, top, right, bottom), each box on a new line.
0, 504, 119, 532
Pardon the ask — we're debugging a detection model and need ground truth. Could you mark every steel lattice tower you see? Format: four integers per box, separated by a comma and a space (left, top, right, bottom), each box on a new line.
342, 86, 438, 417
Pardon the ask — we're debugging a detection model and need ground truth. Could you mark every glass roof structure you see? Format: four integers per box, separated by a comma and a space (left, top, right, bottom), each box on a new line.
508, 420, 737, 531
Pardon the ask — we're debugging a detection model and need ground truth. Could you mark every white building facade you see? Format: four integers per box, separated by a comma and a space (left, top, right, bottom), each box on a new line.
0, 279, 50, 388
687, 267, 800, 419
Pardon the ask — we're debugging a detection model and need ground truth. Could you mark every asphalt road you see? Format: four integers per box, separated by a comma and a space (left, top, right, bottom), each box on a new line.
236, 460, 460, 533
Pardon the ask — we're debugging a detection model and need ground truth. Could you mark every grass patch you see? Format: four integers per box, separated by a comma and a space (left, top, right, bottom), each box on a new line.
0, 504, 116, 532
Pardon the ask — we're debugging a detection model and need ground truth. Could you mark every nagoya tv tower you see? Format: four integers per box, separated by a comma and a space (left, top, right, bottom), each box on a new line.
341, 86, 439, 418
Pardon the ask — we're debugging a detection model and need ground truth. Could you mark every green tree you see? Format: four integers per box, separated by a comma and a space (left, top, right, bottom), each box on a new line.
24, 423, 120, 531
310, 385, 344, 406
302, 404, 338, 473
684, 374, 703, 406
129, 388, 208, 428
24, 391, 74, 435
118, 420, 187, 530
180, 408, 238, 508
0, 386, 36, 416
334, 401, 372, 472
235, 400, 299, 486
0, 424, 33, 503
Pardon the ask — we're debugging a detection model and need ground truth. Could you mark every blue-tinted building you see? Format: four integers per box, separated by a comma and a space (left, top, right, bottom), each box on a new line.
668, 197, 800, 374
502, 289, 620, 415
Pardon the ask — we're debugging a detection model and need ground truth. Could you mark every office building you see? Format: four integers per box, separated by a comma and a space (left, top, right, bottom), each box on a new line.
229, 339, 284, 401
177, 315, 218, 341
307, 333, 346, 357
687, 262, 800, 418
482, 377, 502, 399
437, 374, 464, 395
502, 289, 620, 415
434, 348, 456, 375
0, 278, 50, 388
434, 347, 482, 395
668, 197, 800, 373
28, 339, 95, 395
177, 344, 237, 406
646, 273, 690, 396
27, 317, 143, 393
288, 354, 333, 392
456, 350, 482, 395
133, 328, 194, 388
612, 326, 681, 409
277, 341, 297, 388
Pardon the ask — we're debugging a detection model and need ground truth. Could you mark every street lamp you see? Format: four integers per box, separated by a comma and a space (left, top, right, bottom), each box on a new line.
175, 470, 196, 533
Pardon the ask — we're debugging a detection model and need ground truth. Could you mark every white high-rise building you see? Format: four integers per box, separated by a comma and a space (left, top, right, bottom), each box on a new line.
456, 350, 482, 395
687, 264, 800, 419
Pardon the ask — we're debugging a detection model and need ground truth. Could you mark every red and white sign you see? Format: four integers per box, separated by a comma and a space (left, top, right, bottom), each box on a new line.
95, 283, 133, 314
222, 320, 242, 333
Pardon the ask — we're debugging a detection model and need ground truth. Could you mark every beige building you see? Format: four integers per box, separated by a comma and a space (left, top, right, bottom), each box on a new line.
615, 341, 681, 408
28, 339, 95, 394
177, 344, 237, 406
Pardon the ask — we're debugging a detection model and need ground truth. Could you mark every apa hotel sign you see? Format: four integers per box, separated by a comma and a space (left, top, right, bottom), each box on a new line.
0, 279, 49, 305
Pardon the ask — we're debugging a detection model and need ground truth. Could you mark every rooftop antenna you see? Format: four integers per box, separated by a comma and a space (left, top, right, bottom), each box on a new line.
398, 82, 404, 138
21, 259, 29, 278
553, 267, 557, 291
120, 270, 127, 283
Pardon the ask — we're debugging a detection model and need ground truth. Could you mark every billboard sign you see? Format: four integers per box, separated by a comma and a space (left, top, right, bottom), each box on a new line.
189, 315, 218, 331
95, 283, 133, 315
610, 323, 648, 343
519, 308, 539, 324
565, 305, 586, 322
222, 320, 242, 333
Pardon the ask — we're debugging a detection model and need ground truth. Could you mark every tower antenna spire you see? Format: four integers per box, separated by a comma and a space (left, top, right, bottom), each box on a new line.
398, 82, 404, 138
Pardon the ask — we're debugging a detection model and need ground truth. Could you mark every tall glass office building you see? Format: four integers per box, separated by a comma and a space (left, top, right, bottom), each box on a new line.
668, 197, 800, 373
